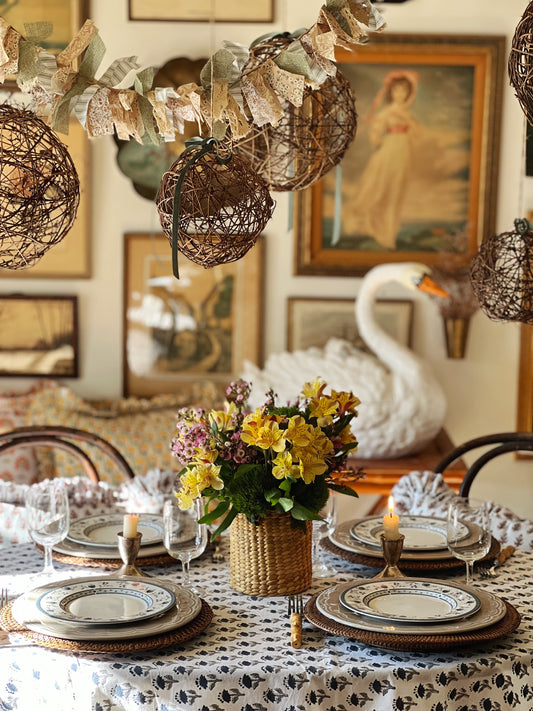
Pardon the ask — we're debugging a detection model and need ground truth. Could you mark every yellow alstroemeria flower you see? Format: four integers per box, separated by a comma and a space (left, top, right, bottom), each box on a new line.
176, 488, 195, 510
285, 416, 312, 447
331, 389, 361, 415
308, 396, 338, 427
301, 377, 327, 400
209, 402, 238, 432
297, 452, 328, 484
241, 408, 269, 443
254, 420, 287, 452
339, 424, 358, 446
193, 447, 219, 464
272, 450, 300, 480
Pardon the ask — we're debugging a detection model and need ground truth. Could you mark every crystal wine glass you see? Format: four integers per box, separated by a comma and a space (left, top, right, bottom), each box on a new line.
312, 493, 338, 578
447, 496, 491, 586
163, 497, 207, 591
26, 481, 70, 583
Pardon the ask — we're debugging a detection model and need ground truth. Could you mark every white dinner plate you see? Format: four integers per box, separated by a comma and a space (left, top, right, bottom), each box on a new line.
316, 579, 507, 636
331, 521, 458, 560
338, 579, 481, 623
12, 576, 201, 641
350, 515, 469, 552
53, 536, 168, 559
67, 514, 164, 548
35, 577, 176, 625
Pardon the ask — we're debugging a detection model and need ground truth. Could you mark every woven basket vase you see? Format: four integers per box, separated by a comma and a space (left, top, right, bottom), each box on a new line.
229, 512, 312, 596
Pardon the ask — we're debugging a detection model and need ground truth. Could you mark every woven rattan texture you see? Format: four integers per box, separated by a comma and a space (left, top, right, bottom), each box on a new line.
234, 36, 357, 192
304, 594, 520, 652
157, 146, 274, 268
0, 104, 80, 269
321, 536, 501, 572
0, 599, 213, 653
47, 547, 176, 569
509, 1, 533, 125
229, 512, 312, 596
470, 225, 533, 324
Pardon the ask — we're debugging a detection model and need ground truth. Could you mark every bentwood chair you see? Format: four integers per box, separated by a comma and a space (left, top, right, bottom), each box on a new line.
434, 432, 533, 497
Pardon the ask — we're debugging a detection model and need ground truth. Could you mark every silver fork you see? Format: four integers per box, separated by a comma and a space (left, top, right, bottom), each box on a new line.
479, 545, 515, 579
288, 593, 303, 648
211, 541, 225, 563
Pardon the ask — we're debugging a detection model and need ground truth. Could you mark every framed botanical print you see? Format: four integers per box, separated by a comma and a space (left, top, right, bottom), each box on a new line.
0, 294, 78, 377
287, 297, 413, 352
0, 1, 88, 51
123, 233, 264, 397
128, 0, 273, 23
295, 33, 505, 276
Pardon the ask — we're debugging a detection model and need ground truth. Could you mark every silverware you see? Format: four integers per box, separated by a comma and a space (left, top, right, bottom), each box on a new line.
479, 545, 515, 578
211, 542, 225, 563
288, 594, 303, 648
0, 588, 7, 609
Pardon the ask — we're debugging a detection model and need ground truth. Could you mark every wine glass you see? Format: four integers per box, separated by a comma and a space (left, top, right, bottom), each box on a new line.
25, 481, 70, 583
312, 493, 338, 578
163, 497, 207, 591
447, 496, 491, 585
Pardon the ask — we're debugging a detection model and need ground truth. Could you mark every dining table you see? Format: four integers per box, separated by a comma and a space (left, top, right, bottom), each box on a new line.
0, 534, 532, 711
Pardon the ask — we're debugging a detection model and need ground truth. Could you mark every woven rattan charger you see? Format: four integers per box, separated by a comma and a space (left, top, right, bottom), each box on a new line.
321, 536, 501, 572
0, 598, 213, 653
41, 544, 176, 569
304, 594, 520, 652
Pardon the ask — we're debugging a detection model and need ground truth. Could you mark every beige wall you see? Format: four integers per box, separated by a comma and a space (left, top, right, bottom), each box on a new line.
2, 0, 532, 514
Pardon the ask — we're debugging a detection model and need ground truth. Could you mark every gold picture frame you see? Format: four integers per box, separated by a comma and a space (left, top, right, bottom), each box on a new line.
123, 233, 264, 397
0, 294, 78, 377
287, 297, 413, 352
0, 117, 91, 279
295, 33, 505, 276
128, 0, 273, 23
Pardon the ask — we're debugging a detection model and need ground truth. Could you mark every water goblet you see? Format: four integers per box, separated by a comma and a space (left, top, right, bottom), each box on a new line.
163, 497, 207, 592
312, 493, 338, 578
447, 496, 491, 586
26, 481, 70, 583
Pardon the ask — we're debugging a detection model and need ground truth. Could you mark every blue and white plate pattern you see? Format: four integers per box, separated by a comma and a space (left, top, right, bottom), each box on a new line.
350, 515, 470, 551
339, 578, 481, 623
67, 513, 164, 548
36, 578, 176, 625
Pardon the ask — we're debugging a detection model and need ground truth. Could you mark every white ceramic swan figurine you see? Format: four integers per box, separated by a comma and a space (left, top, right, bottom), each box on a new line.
241, 262, 448, 459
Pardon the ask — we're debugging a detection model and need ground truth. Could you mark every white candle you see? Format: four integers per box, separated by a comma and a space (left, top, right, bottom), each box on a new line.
123, 513, 139, 538
383, 495, 400, 539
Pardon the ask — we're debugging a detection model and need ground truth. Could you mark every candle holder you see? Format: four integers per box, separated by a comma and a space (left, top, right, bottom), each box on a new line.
110, 532, 151, 578
373, 533, 406, 579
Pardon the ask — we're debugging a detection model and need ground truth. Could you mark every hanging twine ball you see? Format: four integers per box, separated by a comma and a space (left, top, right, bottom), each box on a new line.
234, 35, 358, 192
509, 1, 533, 124
470, 219, 533, 324
156, 139, 274, 270
0, 104, 80, 269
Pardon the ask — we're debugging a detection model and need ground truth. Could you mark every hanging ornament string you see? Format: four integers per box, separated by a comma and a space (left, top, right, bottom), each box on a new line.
169, 136, 231, 278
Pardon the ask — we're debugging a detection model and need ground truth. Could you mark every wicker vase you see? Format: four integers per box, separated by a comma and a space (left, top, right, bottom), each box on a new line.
229, 512, 312, 596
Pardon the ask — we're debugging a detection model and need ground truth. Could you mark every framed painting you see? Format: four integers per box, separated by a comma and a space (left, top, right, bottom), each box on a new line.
517, 324, 533, 438
128, 0, 273, 23
0, 116, 91, 278
0, 0, 88, 51
0, 294, 78, 377
123, 233, 264, 397
295, 34, 505, 276
287, 297, 413, 352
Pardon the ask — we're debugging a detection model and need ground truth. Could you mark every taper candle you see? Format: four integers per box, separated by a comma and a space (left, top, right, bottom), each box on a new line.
383, 495, 400, 539
123, 513, 139, 538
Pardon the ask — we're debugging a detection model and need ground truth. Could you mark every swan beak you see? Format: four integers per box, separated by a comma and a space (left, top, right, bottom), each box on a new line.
417, 274, 449, 298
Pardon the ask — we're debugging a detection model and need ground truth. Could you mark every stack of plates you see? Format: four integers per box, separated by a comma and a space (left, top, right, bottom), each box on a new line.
314, 577, 507, 637
11, 575, 201, 641
329, 515, 480, 565
53, 513, 167, 560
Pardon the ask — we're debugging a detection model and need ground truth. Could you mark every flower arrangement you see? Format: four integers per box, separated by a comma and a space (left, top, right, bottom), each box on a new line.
171, 378, 362, 537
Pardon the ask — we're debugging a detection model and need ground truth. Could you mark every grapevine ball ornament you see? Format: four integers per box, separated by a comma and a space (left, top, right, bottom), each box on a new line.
156, 137, 274, 277
234, 34, 358, 192
470, 218, 533, 324
509, 1, 533, 125
0, 104, 80, 269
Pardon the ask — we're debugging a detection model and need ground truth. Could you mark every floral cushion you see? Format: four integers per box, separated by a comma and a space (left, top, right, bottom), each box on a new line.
25, 383, 219, 486
0, 381, 56, 485
391, 470, 533, 550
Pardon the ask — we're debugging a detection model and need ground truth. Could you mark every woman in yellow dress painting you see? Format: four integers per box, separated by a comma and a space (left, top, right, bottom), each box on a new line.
351, 70, 419, 249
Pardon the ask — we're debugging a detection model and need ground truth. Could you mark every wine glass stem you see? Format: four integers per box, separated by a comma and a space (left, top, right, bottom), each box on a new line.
181, 558, 191, 587
465, 560, 474, 585
43, 545, 54, 575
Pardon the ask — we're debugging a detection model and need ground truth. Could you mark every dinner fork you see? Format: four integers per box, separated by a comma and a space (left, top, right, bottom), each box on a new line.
288, 593, 303, 648
479, 545, 515, 579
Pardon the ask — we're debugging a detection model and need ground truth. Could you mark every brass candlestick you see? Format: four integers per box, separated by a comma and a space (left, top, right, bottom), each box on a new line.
110, 532, 151, 578
373, 533, 406, 579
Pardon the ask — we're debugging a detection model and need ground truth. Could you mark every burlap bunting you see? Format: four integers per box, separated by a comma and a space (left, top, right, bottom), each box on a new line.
0, 0, 384, 144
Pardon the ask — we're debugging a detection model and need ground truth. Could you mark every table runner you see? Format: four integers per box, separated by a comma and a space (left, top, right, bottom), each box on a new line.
0, 541, 532, 710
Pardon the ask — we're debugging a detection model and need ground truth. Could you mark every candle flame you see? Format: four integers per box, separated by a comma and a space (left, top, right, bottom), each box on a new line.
388, 495, 394, 516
